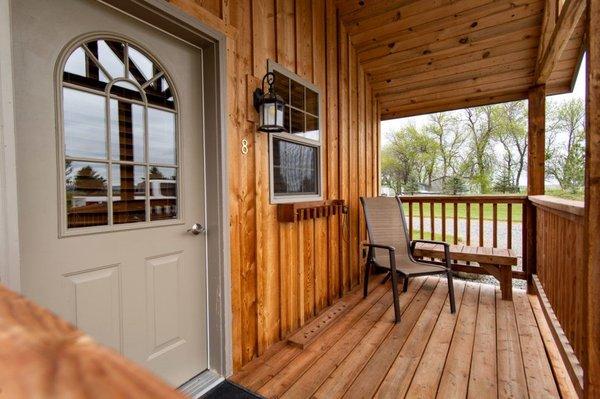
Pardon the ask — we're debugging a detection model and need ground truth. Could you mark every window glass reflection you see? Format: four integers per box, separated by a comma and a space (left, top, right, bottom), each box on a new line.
110, 100, 145, 162
128, 46, 154, 83
290, 80, 304, 110
96, 40, 125, 79
305, 115, 320, 141
273, 138, 317, 195
148, 108, 176, 165
112, 164, 146, 224
64, 88, 106, 159
62, 38, 180, 230
290, 108, 304, 135
273, 71, 290, 104
64, 47, 86, 77
66, 161, 108, 228
149, 166, 177, 220
306, 89, 318, 116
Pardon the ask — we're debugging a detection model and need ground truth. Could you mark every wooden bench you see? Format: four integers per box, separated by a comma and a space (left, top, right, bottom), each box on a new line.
412, 243, 518, 300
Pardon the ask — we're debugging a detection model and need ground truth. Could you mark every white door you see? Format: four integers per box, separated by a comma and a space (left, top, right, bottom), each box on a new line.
10, 0, 208, 386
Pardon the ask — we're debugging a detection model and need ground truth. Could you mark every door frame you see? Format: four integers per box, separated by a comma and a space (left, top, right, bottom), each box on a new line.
0, 0, 233, 377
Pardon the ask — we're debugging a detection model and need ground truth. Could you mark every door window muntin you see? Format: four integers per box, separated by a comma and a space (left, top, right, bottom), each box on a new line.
58, 35, 182, 236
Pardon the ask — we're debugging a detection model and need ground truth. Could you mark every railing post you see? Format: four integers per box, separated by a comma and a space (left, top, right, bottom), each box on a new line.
584, 2, 600, 396
524, 200, 536, 293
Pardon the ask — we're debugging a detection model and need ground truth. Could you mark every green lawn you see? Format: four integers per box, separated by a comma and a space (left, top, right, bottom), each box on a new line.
402, 202, 523, 222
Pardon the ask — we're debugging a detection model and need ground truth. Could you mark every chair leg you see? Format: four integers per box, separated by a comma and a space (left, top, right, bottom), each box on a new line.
447, 270, 456, 313
402, 276, 409, 293
364, 260, 372, 298
381, 272, 391, 285
390, 270, 401, 323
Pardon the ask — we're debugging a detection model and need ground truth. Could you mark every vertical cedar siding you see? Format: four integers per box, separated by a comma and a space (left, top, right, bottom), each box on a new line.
168, 0, 381, 371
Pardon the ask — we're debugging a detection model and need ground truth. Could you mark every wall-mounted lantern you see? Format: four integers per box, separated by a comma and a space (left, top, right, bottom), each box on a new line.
253, 72, 286, 133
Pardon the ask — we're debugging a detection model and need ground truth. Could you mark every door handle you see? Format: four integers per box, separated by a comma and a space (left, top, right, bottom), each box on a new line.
187, 223, 206, 235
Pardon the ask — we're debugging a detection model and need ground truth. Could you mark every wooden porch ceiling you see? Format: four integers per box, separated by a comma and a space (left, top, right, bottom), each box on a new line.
337, 0, 585, 119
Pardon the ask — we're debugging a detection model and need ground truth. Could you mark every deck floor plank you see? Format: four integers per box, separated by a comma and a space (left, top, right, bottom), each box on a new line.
309, 278, 428, 399
342, 278, 440, 399
229, 276, 384, 389
496, 287, 529, 399
436, 282, 481, 398
256, 279, 391, 397
278, 280, 415, 399
404, 280, 467, 399
231, 277, 576, 399
374, 279, 450, 398
513, 290, 560, 398
528, 294, 579, 399
467, 283, 498, 398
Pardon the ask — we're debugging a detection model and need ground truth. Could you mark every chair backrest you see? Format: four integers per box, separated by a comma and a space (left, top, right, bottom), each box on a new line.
360, 196, 412, 267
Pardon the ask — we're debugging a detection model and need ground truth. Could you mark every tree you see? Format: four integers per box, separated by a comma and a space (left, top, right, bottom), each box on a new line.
443, 175, 467, 195
494, 101, 528, 190
546, 98, 585, 193
380, 125, 438, 194
149, 166, 166, 180
426, 112, 465, 186
493, 166, 518, 193
74, 165, 106, 193
462, 106, 496, 193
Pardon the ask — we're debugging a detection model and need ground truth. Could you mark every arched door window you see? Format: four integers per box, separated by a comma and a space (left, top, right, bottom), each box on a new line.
60, 37, 179, 230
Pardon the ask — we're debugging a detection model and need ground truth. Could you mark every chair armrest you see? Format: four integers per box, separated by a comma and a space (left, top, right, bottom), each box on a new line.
410, 240, 452, 270
363, 243, 396, 252
362, 243, 397, 271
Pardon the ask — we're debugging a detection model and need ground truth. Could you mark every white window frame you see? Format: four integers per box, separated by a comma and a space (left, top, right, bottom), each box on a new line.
267, 59, 323, 204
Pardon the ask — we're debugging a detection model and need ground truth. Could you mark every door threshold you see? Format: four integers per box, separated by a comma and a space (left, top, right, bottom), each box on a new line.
178, 370, 223, 398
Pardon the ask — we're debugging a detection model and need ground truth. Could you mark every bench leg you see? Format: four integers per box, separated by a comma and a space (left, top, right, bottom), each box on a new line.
500, 266, 513, 301
480, 263, 513, 300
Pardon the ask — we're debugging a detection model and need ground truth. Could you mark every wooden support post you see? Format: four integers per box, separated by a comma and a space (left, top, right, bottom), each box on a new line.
528, 85, 546, 195
526, 85, 545, 292
584, 1, 600, 397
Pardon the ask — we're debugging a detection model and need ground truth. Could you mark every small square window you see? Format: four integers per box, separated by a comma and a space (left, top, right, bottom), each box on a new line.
268, 60, 321, 203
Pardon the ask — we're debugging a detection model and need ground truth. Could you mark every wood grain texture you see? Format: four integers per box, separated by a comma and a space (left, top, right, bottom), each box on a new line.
335, 0, 584, 118
528, 85, 546, 195
0, 285, 185, 398
584, 3, 600, 396
169, 0, 380, 370
532, 200, 585, 367
535, 0, 585, 84
232, 277, 573, 398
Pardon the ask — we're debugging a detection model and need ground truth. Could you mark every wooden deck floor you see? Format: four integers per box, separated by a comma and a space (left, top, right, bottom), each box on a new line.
231, 275, 577, 398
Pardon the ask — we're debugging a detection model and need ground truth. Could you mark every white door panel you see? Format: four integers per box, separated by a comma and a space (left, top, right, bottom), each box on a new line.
10, 0, 208, 386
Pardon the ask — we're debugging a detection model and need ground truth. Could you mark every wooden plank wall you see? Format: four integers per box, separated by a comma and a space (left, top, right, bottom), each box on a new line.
168, 0, 380, 370
534, 203, 585, 363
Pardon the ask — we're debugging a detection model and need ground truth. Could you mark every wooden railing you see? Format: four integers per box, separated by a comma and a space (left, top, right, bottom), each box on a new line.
0, 284, 184, 398
529, 195, 585, 393
398, 194, 529, 278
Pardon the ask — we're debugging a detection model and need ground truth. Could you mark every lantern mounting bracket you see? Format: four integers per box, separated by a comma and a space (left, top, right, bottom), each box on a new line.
253, 72, 276, 112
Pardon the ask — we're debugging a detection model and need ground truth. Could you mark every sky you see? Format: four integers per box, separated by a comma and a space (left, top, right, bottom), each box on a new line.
381, 55, 586, 145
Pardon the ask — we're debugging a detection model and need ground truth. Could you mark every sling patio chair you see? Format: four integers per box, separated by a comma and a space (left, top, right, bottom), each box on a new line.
360, 196, 456, 323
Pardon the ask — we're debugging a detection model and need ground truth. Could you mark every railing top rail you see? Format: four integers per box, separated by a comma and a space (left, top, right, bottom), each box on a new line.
529, 195, 584, 216
397, 194, 528, 203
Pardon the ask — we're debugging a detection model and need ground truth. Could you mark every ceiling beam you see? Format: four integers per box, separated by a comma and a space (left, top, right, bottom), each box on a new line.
537, 0, 558, 62
535, 0, 585, 84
